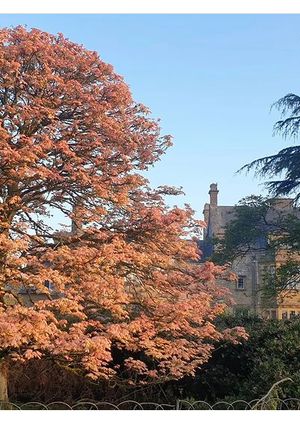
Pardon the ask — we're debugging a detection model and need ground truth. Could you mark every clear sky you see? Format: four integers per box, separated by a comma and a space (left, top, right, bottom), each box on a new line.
0, 14, 298, 219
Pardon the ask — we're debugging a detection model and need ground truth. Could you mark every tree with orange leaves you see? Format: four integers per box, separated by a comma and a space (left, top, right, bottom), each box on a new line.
0, 26, 245, 402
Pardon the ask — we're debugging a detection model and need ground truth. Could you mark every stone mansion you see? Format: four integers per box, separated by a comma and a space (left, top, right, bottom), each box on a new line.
201, 183, 300, 319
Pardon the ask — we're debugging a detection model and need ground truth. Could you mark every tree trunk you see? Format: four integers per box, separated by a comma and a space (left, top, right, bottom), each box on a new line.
0, 360, 9, 406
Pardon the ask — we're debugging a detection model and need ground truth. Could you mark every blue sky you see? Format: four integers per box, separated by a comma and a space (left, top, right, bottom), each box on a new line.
0, 14, 298, 219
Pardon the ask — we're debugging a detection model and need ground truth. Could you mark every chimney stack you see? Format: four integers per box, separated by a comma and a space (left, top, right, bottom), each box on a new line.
209, 183, 218, 207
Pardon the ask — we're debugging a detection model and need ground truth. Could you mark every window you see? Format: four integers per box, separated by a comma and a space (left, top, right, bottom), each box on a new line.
270, 310, 277, 320
237, 276, 245, 290
282, 311, 288, 320
44, 280, 53, 290
290, 311, 296, 319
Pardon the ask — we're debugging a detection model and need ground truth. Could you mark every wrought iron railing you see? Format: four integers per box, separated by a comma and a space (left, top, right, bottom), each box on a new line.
0, 378, 297, 410
0, 397, 299, 410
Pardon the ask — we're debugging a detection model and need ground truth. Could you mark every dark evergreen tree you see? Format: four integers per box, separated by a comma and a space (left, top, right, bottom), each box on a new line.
241, 94, 300, 201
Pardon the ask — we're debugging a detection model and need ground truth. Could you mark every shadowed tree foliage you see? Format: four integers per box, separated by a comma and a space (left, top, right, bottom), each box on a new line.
176, 315, 300, 404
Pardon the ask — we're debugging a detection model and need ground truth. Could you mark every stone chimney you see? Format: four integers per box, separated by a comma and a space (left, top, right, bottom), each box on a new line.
209, 183, 219, 207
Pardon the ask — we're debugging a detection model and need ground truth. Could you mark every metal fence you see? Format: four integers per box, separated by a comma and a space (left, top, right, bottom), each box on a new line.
0, 378, 297, 410
0, 398, 299, 410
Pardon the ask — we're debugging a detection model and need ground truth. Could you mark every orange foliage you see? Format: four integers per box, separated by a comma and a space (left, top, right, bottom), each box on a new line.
0, 26, 246, 384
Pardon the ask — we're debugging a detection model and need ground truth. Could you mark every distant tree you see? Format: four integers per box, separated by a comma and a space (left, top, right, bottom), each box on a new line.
0, 26, 246, 402
241, 93, 300, 201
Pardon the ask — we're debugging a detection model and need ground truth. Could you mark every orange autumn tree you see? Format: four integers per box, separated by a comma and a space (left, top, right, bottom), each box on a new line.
0, 26, 245, 401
